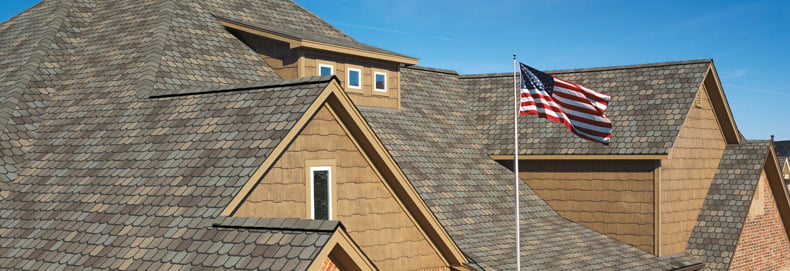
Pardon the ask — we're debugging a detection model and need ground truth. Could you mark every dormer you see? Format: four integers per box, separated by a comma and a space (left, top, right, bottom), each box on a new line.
219, 17, 418, 110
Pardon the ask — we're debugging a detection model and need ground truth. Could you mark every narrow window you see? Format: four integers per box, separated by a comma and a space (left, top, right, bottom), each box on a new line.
374, 72, 387, 92
319, 64, 333, 76
347, 68, 361, 89
310, 166, 331, 220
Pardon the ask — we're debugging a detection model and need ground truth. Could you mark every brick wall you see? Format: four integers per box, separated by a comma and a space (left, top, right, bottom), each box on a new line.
319, 257, 341, 271
729, 171, 790, 270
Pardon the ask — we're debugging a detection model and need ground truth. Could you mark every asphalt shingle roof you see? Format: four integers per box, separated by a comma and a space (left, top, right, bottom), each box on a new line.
361, 66, 700, 270
774, 140, 790, 169
686, 140, 771, 271
0, 77, 332, 269
463, 60, 712, 155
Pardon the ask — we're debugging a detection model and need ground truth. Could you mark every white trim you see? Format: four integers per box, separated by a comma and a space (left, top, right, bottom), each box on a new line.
309, 166, 332, 220
347, 68, 362, 89
318, 64, 334, 76
373, 71, 387, 92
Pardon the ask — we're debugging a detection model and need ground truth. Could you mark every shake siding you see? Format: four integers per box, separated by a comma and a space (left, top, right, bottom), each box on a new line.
519, 161, 657, 252
660, 87, 727, 255
302, 53, 400, 109
729, 170, 790, 270
235, 105, 445, 270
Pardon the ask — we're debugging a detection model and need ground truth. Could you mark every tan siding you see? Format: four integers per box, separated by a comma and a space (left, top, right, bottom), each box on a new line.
659, 87, 727, 255
519, 160, 657, 252
228, 30, 298, 79
235, 105, 445, 270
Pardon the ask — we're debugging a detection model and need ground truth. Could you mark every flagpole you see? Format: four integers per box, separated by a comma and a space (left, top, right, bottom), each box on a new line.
513, 54, 521, 271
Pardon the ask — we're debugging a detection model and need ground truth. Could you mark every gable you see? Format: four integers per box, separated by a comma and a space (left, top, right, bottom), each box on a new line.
233, 104, 446, 270
730, 169, 790, 270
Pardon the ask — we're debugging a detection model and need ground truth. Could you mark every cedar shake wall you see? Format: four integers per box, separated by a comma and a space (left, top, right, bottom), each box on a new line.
729, 170, 790, 270
660, 87, 727, 255
228, 30, 299, 79
519, 160, 657, 252
235, 105, 445, 270
303, 52, 400, 110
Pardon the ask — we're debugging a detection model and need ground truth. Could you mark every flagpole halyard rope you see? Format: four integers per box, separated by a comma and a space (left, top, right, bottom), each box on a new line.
513, 54, 521, 271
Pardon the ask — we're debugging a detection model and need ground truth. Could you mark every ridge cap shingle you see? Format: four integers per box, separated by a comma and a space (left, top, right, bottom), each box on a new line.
404, 66, 459, 75
135, 0, 178, 99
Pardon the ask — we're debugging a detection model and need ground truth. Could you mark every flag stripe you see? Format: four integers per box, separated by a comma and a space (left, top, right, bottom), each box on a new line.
519, 63, 612, 145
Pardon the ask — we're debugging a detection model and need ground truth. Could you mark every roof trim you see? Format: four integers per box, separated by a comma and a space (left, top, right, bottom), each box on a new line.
216, 18, 419, 65
765, 145, 790, 238
220, 79, 468, 267
702, 63, 741, 144
148, 76, 335, 99
490, 154, 667, 160
307, 227, 378, 271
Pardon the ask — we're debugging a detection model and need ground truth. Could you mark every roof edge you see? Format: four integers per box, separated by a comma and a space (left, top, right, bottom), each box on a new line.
459, 59, 714, 79
148, 76, 336, 99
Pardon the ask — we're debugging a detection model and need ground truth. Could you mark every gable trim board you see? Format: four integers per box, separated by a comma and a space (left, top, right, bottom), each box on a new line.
220, 77, 468, 268
700, 64, 741, 145
766, 145, 790, 238
216, 18, 419, 66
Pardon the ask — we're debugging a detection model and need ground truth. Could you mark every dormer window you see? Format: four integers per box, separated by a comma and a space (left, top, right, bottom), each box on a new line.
374, 72, 387, 92
348, 68, 362, 89
319, 64, 333, 76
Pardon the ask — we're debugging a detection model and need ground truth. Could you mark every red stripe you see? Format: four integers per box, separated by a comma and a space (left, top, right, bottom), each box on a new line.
521, 99, 612, 128
553, 77, 610, 104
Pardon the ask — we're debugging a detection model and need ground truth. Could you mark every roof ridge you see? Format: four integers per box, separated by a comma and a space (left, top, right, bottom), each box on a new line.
149, 75, 336, 99
134, 0, 178, 99
212, 216, 340, 232
404, 66, 459, 75
459, 59, 714, 79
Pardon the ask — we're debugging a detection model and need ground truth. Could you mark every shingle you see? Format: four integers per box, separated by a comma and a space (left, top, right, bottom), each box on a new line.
685, 141, 770, 271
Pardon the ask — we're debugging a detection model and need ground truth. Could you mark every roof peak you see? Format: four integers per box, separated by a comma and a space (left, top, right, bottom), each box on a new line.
460, 59, 713, 79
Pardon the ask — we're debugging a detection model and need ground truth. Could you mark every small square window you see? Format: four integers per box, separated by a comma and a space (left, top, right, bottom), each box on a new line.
347, 68, 361, 89
374, 72, 387, 92
319, 64, 333, 76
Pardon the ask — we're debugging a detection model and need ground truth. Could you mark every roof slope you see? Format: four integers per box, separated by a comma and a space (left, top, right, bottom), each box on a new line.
463, 60, 711, 155
0, 78, 332, 269
774, 140, 790, 168
686, 141, 771, 271
0, 0, 291, 185
360, 66, 700, 270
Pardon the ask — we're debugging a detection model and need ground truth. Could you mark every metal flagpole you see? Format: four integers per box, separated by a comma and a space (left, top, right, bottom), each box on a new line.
513, 54, 521, 271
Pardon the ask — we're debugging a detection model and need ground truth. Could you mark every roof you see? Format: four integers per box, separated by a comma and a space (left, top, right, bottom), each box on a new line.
360, 66, 701, 270
462, 59, 713, 155
0, 76, 335, 269
774, 140, 790, 168
685, 140, 771, 271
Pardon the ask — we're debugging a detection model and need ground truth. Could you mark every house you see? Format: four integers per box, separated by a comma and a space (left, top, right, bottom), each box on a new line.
0, 0, 786, 270
775, 140, 790, 183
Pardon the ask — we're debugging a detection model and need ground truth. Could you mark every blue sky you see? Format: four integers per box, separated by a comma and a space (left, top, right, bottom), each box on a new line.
2, 1, 788, 140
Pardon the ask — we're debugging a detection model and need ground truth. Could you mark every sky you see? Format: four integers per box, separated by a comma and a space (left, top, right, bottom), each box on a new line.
1, 0, 788, 140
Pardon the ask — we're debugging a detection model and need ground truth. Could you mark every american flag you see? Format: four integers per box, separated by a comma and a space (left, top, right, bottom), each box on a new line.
519, 63, 612, 145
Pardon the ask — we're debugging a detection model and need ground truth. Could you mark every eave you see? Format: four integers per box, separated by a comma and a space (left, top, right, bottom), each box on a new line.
217, 18, 419, 65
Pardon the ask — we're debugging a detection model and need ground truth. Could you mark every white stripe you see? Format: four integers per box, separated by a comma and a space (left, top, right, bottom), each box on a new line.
554, 86, 608, 112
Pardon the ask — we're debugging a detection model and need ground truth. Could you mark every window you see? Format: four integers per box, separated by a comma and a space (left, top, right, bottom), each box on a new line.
310, 166, 332, 220
374, 72, 387, 92
319, 64, 333, 76
347, 68, 361, 89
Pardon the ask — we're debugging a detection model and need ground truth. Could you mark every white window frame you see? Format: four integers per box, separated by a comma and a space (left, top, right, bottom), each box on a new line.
318, 64, 334, 76
347, 68, 362, 89
373, 71, 387, 92
309, 166, 332, 220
